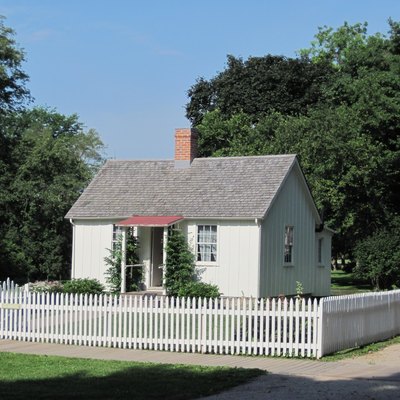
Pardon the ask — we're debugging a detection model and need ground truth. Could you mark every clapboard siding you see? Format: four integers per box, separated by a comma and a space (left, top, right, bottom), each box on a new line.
72, 220, 115, 285
184, 220, 260, 297
261, 167, 322, 297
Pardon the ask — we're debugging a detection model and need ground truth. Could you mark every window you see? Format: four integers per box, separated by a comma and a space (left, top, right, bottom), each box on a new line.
284, 226, 294, 264
317, 238, 323, 264
197, 225, 217, 262
112, 224, 123, 251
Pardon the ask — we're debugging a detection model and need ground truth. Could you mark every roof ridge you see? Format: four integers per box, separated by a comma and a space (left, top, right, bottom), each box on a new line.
194, 154, 297, 161
105, 154, 297, 163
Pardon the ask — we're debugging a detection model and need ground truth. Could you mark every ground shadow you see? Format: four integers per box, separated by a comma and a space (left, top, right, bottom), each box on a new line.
0, 356, 262, 400
201, 370, 400, 400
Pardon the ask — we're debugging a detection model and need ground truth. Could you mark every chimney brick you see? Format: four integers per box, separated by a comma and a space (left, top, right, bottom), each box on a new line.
174, 128, 198, 164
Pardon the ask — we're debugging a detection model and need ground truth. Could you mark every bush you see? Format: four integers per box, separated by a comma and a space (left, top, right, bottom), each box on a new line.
164, 228, 195, 296
354, 218, 400, 290
29, 280, 63, 293
177, 281, 220, 298
62, 278, 104, 295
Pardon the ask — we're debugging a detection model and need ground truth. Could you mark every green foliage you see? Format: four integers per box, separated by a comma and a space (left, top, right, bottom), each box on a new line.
295, 281, 304, 298
353, 218, 400, 290
0, 16, 31, 112
104, 231, 142, 293
0, 108, 104, 282
62, 278, 104, 295
186, 54, 333, 132
164, 228, 221, 298
298, 21, 369, 66
164, 228, 195, 297
187, 19, 400, 266
177, 281, 220, 299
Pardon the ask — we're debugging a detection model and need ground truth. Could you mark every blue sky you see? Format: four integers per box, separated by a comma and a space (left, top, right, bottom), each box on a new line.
1, 0, 399, 159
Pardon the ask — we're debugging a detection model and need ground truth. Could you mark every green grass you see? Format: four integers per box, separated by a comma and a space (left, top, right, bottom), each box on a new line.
0, 352, 264, 400
321, 335, 400, 361
331, 270, 372, 296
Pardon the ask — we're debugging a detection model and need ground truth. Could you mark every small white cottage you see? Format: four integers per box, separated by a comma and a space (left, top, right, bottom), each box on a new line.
66, 128, 332, 297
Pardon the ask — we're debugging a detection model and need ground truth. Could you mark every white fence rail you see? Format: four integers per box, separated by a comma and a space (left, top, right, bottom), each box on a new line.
319, 290, 400, 356
0, 290, 320, 357
0, 278, 399, 359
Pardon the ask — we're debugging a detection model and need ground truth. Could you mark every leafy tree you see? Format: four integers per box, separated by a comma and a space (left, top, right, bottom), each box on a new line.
186, 54, 333, 128
353, 218, 400, 290
0, 19, 104, 283
187, 20, 400, 265
0, 16, 31, 113
0, 108, 104, 282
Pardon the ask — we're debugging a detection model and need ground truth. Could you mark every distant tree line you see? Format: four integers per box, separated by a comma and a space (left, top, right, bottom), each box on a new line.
0, 17, 104, 282
186, 20, 400, 289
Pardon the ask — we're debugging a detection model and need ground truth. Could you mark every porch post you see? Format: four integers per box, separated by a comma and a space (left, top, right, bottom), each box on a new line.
120, 226, 127, 294
162, 226, 168, 295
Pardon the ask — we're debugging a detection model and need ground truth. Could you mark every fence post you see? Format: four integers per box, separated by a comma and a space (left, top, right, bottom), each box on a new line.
316, 298, 324, 359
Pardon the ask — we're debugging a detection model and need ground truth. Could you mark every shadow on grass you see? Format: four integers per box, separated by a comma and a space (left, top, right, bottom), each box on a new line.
0, 353, 263, 400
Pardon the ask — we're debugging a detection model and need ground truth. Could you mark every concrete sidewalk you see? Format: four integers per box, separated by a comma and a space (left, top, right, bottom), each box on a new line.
1, 339, 399, 381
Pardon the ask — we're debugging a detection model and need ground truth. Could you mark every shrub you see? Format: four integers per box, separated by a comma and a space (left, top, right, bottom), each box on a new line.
354, 217, 400, 290
62, 278, 104, 295
29, 280, 63, 293
177, 281, 220, 298
164, 228, 195, 296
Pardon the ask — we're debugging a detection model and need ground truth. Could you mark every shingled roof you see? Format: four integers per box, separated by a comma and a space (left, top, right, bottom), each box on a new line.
65, 154, 297, 219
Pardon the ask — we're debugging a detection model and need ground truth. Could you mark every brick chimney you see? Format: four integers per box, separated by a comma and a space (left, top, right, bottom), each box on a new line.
174, 128, 198, 168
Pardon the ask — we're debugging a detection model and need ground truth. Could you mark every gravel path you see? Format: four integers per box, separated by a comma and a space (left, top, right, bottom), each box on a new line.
199, 344, 400, 399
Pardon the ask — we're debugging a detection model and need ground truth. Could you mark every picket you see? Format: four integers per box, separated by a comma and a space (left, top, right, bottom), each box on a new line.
1, 278, 399, 359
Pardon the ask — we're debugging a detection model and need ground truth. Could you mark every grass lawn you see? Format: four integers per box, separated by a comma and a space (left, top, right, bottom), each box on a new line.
321, 335, 400, 361
331, 269, 372, 296
0, 352, 264, 400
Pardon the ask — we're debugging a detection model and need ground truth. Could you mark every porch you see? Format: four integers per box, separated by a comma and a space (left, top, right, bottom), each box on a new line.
116, 215, 183, 294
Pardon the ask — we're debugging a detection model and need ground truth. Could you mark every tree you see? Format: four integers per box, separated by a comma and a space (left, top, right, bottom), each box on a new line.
187, 20, 400, 264
0, 16, 31, 113
164, 228, 195, 297
353, 218, 400, 290
186, 54, 333, 127
0, 108, 104, 282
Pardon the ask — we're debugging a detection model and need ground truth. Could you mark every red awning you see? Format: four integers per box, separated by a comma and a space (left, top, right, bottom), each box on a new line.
116, 215, 183, 227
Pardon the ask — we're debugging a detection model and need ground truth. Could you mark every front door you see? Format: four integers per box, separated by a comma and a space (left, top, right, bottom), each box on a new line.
150, 227, 163, 287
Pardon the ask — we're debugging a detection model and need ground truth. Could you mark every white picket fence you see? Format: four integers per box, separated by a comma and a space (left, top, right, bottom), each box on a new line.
0, 278, 26, 293
0, 279, 399, 359
319, 290, 400, 355
0, 289, 320, 357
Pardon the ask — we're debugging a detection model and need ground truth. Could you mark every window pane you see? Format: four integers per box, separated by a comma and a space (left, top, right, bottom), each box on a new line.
284, 226, 293, 263
197, 225, 217, 262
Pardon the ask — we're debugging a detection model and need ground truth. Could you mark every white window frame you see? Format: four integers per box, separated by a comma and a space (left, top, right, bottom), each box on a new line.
112, 224, 123, 251
196, 224, 218, 264
284, 225, 294, 265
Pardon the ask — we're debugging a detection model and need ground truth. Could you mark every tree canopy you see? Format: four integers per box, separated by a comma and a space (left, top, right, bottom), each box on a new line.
186, 20, 400, 277
0, 16, 31, 112
0, 18, 104, 282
